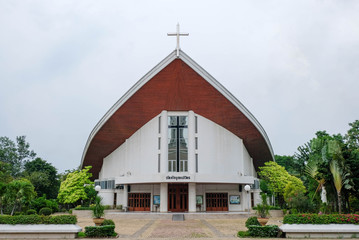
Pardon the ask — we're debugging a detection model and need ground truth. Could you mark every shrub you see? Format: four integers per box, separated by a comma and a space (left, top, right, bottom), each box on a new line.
252, 205, 281, 210
31, 196, 59, 213
74, 206, 93, 210
0, 215, 42, 224
247, 225, 280, 237
48, 215, 77, 224
116, 205, 123, 210
39, 207, 52, 216
78, 231, 86, 238
245, 216, 261, 228
283, 214, 359, 224
92, 196, 105, 218
26, 209, 37, 215
0, 214, 77, 224
85, 225, 116, 237
102, 219, 115, 226
237, 230, 250, 237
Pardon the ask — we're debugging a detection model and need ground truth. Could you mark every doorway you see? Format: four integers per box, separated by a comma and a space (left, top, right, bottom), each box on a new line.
168, 184, 188, 212
128, 193, 151, 211
206, 193, 228, 211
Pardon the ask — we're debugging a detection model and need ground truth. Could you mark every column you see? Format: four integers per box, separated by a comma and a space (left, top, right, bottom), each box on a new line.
188, 183, 196, 212
245, 189, 251, 212
123, 184, 128, 209
160, 111, 168, 173
188, 110, 196, 174
160, 183, 168, 212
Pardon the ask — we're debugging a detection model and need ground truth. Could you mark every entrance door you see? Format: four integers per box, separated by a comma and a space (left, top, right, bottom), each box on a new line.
128, 193, 151, 211
206, 193, 228, 211
168, 184, 188, 212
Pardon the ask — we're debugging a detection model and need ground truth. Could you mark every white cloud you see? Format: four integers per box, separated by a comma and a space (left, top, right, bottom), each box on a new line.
0, 0, 358, 171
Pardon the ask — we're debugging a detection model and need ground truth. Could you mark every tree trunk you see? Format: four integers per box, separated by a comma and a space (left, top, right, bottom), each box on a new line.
10, 204, 16, 216
338, 192, 342, 214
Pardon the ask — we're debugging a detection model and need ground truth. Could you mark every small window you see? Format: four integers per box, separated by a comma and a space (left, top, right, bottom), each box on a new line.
158, 116, 161, 133
158, 137, 161, 150
195, 154, 198, 173
195, 137, 198, 150
158, 154, 161, 173
195, 116, 198, 133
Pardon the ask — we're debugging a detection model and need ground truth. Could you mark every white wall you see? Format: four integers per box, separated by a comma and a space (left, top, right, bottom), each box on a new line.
99, 112, 256, 185
100, 116, 158, 180
98, 189, 115, 206
196, 115, 253, 179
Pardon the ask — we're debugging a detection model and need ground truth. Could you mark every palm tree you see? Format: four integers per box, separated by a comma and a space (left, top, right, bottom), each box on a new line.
330, 160, 344, 213
6, 179, 36, 215
305, 161, 326, 201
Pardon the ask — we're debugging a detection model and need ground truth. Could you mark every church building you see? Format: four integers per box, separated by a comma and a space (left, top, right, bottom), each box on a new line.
80, 29, 274, 212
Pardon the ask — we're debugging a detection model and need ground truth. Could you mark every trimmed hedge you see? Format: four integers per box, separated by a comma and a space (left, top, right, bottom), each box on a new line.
102, 219, 115, 226
0, 214, 77, 224
245, 216, 261, 228
247, 225, 280, 237
84, 225, 116, 237
253, 205, 281, 210
74, 206, 93, 210
237, 230, 251, 237
0, 215, 42, 224
26, 209, 37, 215
283, 214, 359, 225
39, 207, 52, 216
48, 215, 77, 224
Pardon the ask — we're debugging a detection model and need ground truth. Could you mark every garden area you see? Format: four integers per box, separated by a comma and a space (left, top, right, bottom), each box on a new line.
0, 122, 358, 238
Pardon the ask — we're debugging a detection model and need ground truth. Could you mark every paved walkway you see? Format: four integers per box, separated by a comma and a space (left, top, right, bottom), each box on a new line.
76, 215, 283, 239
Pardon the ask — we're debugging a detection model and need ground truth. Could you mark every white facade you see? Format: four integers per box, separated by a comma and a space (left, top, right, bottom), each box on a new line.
82, 50, 274, 213
96, 111, 259, 212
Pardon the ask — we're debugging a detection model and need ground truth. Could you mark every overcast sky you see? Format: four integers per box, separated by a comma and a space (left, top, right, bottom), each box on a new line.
1, 0, 358, 173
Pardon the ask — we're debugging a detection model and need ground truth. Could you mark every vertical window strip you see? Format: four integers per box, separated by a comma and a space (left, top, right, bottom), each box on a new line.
195, 154, 198, 173
195, 116, 198, 134
158, 116, 161, 134
158, 137, 161, 150
158, 154, 161, 173
195, 137, 198, 150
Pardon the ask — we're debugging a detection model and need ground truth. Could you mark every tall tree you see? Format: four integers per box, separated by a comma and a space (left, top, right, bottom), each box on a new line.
5, 179, 36, 215
24, 158, 60, 199
258, 161, 306, 207
275, 155, 301, 176
0, 162, 12, 215
0, 136, 36, 177
57, 166, 93, 207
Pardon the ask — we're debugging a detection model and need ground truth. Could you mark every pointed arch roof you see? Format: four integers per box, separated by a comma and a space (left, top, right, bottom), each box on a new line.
81, 50, 274, 178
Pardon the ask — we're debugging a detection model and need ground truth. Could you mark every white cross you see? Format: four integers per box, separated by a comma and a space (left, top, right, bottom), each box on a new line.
167, 23, 189, 57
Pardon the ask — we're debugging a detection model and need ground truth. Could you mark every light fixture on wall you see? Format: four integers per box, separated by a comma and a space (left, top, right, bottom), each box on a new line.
95, 185, 101, 192
244, 185, 251, 214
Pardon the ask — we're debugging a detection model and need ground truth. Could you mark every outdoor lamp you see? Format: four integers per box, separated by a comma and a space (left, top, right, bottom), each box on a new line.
95, 185, 101, 192
244, 185, 251, 214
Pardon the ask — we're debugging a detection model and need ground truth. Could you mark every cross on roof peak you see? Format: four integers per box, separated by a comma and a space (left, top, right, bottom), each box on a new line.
167, 23, 189, 57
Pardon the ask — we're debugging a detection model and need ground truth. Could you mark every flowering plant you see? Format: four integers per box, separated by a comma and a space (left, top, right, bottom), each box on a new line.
283, 214, 359, 224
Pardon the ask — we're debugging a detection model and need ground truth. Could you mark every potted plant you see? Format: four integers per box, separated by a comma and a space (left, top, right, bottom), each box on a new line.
92, 196, 105, 226
256, 193, 270, 226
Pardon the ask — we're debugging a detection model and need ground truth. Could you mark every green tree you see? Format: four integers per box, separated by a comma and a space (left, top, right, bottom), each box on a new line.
5, 179, 36, 215
23, 158, 60, 199
275, 155, 301, 176
0, 161, 12, 214
258, 161, 306, 207
283, 176, 307, 204
344, 120, 359, 206
57, 166, 93, 207
0, 136, 36, 177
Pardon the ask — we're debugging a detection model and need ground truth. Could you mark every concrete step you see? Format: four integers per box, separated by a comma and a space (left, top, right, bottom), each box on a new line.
172, 214, 185, 221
